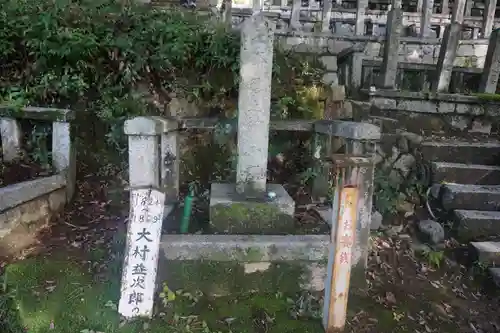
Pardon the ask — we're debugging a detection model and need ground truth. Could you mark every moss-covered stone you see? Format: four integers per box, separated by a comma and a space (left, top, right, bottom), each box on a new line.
162, 260, 310, 296
210, 202, 294, 234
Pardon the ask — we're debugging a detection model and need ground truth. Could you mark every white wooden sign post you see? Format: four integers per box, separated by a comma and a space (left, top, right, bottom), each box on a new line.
118, 187, 166, 318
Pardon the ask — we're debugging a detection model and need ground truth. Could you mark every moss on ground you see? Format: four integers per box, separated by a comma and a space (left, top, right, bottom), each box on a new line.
210, 202, 294, 234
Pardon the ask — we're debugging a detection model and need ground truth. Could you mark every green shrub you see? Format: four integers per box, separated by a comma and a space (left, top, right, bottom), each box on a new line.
0, 0, 325, 157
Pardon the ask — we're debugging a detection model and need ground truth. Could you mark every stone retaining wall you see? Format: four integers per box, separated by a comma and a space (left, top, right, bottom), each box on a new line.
0, 175, 67, 256
367, 90, 499, 135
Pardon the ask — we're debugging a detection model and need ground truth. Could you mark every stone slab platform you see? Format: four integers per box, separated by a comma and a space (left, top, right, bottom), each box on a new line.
441, 184, 500, 211
431, 162, 500, 185
209, 183, 295, 234
454, 210, 500, 240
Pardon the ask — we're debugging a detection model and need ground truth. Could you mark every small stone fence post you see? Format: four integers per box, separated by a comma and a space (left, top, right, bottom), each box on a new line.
124, 116, 180, 213
0, 107, 77, 200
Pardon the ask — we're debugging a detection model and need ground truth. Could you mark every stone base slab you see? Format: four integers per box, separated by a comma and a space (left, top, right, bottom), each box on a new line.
209, 183, 295, 234
158, 234, 329, 294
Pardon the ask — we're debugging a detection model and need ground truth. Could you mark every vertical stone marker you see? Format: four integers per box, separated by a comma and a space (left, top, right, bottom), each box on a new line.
209, 14, 295, 234
236, 14, 275, 195
479, 29, 500, 93
379, 0, 402, 88
119, 188, 165, 318
433, 23, 461, 92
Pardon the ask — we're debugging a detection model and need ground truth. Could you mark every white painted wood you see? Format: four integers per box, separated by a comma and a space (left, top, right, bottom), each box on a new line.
119, 188, 165, 318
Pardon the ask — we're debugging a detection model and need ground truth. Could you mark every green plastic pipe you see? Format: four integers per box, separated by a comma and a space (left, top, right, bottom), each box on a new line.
180, 184, 194, 233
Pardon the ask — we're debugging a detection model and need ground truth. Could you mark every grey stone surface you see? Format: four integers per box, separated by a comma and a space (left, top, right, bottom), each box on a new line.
479, 29, 500, 93
419, 0, 434, 38
0, 175, 66, 213
430, 183, 442, 199
236, 14, 275, 194
0, 106, 75, 122
0, 187, 67, 241
417, 219, 445, 244
489, 267, 500, 287
441, 184, 500, 211
433, 23, 462, 92
209, 183, 295, 234
160, 234, 329, 261
0, 117, 22, 162
158, 235, 330, 293
482, 0, 497, 38
421, 140, 500, 165
431, 162, 500, 185
371, 210, 383, 230
52, 121, 76, 200
314, 119, 381, 140
380, 7, 402, 88
124, 116, 176, 135
470, 241, 500, 266
454, 210, 500, 240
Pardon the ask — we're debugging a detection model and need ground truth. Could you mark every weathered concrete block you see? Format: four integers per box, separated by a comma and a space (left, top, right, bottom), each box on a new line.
454, 210, 500, 240
158, 234, 329, 296
442, 184, 500, 211
421, 140, 500, 165
209, 183, 295, 234
158, 234, 329, 295
0, 186, 67, 255
0, 175, 66, 212
470, 241, 500, 266
431, 162, 500, 185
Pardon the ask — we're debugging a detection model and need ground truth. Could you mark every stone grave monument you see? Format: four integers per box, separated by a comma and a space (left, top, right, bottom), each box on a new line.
209, 13, 296, 234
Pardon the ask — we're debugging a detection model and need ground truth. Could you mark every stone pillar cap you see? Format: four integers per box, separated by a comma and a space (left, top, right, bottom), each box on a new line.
124, 116, 178, 135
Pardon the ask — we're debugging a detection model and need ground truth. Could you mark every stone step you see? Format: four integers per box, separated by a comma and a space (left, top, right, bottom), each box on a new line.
441, 184, 500, 211
470, 241, 500, 266
489, 267, 500, 287
454, 210, 500, 240
421, 140, 500, 165
431, 162, 500, 185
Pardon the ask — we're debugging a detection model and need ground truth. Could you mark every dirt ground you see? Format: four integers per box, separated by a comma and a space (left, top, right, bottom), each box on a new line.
1, 176, 500, 333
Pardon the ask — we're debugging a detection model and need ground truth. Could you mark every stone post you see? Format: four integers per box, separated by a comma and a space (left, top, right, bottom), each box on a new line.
432, 23, 461, 92
0, 118, 22, 162
379, 3, 402, 88
161, 122, 180, 206
482, 0, 498, 38
124, 117, 162, 189
322, 0, 333, 32
450, 0, 466, 23
441, 0, 449, 15
464, 0, 473, 16
252, 0, 263, 12
291, 0, 302, 30
355, 0, 368, 35
124, 117, 179, 216
236, 14, 275, 195
417, 0, 423, 12
419, 0, 434, 37
479, 29, 500, 93
52, 121, 76, 201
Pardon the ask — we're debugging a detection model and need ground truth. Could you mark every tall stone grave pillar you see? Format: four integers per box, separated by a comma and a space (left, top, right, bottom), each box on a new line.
209, 14, 295, 234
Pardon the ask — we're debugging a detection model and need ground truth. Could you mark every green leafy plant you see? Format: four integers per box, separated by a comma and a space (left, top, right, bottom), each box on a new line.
373, 168, 400, 216
422, 249, 444, 268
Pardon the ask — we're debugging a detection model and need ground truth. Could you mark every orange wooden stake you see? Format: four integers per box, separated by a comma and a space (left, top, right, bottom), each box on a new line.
323, 185, 359, 332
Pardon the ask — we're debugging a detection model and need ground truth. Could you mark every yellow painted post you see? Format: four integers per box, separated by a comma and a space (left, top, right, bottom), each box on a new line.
323, 154, 367, 333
